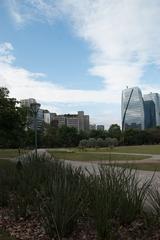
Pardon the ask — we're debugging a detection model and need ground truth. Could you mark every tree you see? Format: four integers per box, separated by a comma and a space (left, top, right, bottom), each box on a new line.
96, 138, 104, 147
57, 126, 79, 147
0, 88, 27, 148
79, 139, 88, 148
108, 124, 121, 140
87, 138, 97, 148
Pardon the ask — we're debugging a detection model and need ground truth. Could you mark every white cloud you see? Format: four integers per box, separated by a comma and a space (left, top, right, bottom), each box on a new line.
8, 1, 160, 88
4, 0, 160, 126
0, 42, 15, 63
0, 42, 117, 103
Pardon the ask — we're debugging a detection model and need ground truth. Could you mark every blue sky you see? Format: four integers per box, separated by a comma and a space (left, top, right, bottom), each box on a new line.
1, 0, 160, 128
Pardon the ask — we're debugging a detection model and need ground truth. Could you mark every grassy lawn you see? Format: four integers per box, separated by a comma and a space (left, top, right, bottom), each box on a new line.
0, 229, 16, 240
116, 162, 160, 172
85, 145, 160, 154
0, 158, 15, 169
110, 145, 160, 154
49, 151, 147, 161
0, 149, 29, 159
49, 145, 160, 155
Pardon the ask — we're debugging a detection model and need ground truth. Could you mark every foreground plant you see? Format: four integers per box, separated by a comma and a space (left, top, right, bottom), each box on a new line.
36, 160, 86, 240
87, 165, 152, 240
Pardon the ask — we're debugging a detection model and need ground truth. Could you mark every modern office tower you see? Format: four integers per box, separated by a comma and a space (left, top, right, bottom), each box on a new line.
143, 93, 160, 126
77, 111, 90, 131
50, 111, 90, 131
43, 110, 51, 124
57, 115, 66, 127
66, 116, 79, 130
36, 109, 44, 129
20, 98, 36, 107
51, 114, 66, 127
84, 115, 90, 131
143, 100, 156, 129
121, 87, 145, 131
20, 98, 43, 130
97, 125, 105, 131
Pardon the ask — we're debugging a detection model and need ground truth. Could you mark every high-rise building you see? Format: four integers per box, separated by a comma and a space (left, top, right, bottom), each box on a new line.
20, 98, 36, 108
20, 98, 43, 130
143, 100, 156, 129
89, 124, 96, 130
121, 87, 145, 131
43, 110, 51, 124
50, 111, 90, 131
97, 125, 105, 131
143, 93, 160, 126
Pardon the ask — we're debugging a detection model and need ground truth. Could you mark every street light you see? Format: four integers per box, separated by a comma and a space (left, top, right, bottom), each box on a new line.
30, 102, 41, 158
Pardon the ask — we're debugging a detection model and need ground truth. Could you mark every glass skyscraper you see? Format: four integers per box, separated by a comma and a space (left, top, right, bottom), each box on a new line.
121, 87, 145, 131
143, 93, 160, 127
143, 100, 156, 129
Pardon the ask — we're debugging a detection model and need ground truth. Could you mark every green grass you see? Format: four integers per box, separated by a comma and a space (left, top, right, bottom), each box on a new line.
117, 162, 160, 171
0, 149, 29, 159
49, 145, 160, 155
0, 159, 15, 169
49, 151, 148, 161
86, 145, 160, 154
0, 229, 16, 240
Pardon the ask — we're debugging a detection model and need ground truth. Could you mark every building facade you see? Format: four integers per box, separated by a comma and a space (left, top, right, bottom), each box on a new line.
20, 98, 43, 130
97, 125, 105, 131
121, 87, 145, 131
50, 111, 90, 131
143, 100, 156, 129
143, 93, 160, 127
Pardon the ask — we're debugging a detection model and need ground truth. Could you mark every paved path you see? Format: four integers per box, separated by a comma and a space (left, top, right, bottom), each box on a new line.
4, 149, 160, 187
38, 149, 160, 188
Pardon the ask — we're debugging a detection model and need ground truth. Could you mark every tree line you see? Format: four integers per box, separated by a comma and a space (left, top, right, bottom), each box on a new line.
1, 87, 160, 148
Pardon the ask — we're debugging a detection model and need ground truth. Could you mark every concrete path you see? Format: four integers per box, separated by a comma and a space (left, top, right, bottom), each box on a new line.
38, 149, 160, 187
5, 148, 160, 187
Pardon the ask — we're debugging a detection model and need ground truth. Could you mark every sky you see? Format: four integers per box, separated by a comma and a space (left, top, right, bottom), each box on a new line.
1, 0, 160, 129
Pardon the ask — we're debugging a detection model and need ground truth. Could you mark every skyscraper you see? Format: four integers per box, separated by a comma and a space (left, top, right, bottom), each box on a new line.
121, 87, 145, 131
20, 98, 43, 130
143, 93, 160, 127
143, 100, 156, 129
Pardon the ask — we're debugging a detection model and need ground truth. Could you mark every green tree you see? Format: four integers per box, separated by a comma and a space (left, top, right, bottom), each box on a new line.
57, 126, 79, 147
108, 124, 121, 140
0, 87, 27, 148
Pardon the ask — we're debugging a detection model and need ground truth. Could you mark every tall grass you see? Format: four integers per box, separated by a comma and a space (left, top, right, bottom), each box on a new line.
10, 153, 55, 219
37, 161, 87, 240
149, 185, 160, 218
0, 154, 87, 239
0, 153, 157, 240
0, 160, 16, 207
87, 165, 152, 240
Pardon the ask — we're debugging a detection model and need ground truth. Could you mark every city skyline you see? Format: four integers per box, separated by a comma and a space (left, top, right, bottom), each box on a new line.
1, 1, 160, 128
121, 86, 160, 131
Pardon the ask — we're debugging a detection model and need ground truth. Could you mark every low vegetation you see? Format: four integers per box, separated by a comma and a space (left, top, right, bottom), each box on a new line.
1, 153, 160, 240
49, 150, 147, 161
0, 229, 16, 240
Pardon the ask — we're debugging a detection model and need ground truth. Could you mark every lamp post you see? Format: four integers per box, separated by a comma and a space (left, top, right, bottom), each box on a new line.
30, 102, 41, 159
